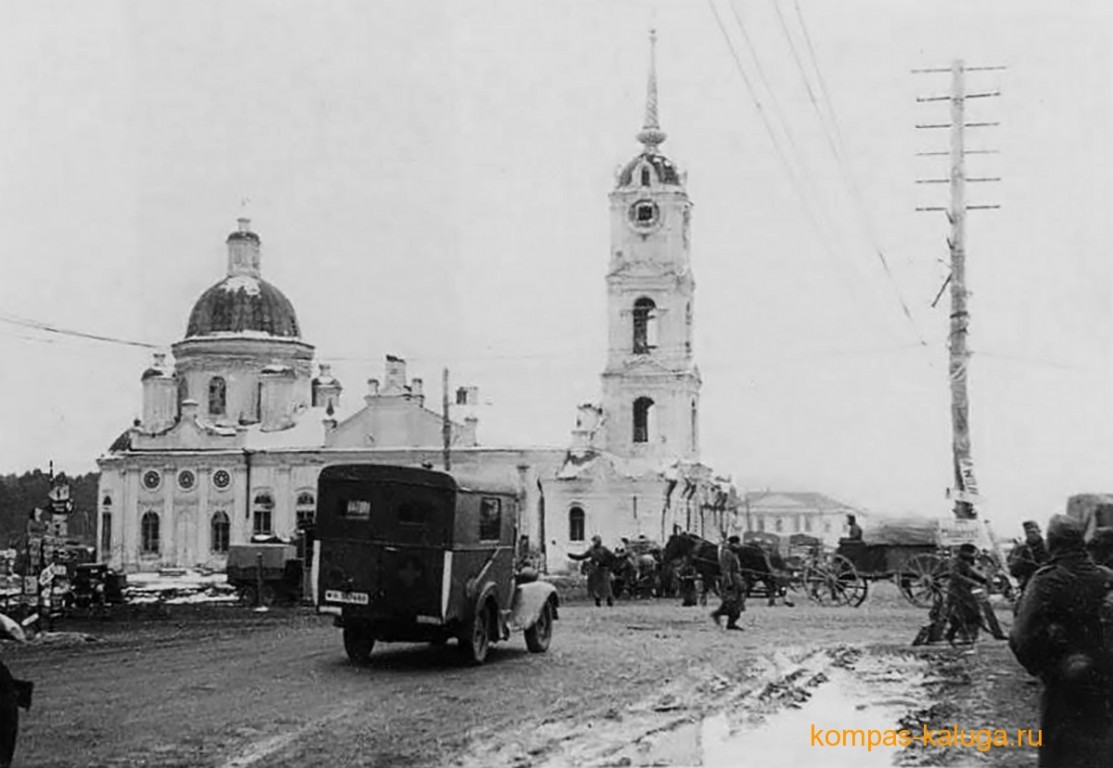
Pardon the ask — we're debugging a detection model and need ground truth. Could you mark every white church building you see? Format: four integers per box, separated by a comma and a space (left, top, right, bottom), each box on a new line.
96, 34, 739, 575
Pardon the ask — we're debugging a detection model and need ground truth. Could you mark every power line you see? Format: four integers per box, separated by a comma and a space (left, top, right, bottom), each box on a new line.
781, 0, 926, 347
0, 313, 158, 350
706, 0, 888, 339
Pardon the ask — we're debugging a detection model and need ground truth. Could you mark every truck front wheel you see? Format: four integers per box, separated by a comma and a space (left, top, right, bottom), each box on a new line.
343, 622, 375, 665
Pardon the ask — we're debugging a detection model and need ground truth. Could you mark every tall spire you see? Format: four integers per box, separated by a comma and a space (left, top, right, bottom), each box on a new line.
636, 29, 667, 153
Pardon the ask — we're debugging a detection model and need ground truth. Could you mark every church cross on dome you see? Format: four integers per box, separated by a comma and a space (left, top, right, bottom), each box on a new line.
635, 29, 667, 154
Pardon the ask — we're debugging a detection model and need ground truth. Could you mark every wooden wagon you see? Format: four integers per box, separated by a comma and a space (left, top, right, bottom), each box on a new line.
802, 517, 1009, 608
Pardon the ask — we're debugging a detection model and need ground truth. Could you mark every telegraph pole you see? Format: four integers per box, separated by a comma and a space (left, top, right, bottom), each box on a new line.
915, 59, 1003, 520
442, 367, 451, 471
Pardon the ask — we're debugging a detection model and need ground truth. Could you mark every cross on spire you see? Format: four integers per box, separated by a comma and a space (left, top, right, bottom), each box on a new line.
636, 29, 667, 153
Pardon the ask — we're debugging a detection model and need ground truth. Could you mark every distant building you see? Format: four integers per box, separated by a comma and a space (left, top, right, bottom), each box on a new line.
738, 491, 864, 547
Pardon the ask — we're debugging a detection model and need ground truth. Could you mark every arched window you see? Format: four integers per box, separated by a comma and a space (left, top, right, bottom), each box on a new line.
255, 381, 263, 422
295, 491, 316, 530
141, 511, 160, 554
177, 377, 189, 409
211, 511, 230, 553
640, 167, 651, 187
633, 397, 654, 444
208, 376, 227, 416
253, 492, 274, 536
569, 506, 585, 542
774, 517, 784, 533
632, 298, 657, 354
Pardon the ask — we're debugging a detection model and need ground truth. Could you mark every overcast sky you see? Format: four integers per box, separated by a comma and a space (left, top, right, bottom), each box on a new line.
1, 1, 1110, 534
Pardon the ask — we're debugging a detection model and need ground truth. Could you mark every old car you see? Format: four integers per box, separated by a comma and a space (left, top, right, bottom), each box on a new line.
315, 463, 559, 665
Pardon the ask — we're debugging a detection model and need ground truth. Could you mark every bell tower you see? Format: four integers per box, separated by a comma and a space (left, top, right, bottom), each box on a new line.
600, 30, 701, 462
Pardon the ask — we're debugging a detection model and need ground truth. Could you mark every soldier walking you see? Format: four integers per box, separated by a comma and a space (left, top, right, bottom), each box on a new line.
710, 535, 746, 631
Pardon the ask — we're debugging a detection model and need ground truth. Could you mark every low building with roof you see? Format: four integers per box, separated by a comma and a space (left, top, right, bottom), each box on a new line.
737, 491, 865, 547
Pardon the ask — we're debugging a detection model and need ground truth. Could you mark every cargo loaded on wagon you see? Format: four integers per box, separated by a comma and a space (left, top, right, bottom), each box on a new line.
314, 464, 559, 665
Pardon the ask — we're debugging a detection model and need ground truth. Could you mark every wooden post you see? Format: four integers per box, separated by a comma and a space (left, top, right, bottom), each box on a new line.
949, 59, 976, 520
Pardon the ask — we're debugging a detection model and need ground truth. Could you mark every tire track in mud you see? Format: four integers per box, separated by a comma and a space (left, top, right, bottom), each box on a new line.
217, 701, 365, 768
452, 645, 936, 768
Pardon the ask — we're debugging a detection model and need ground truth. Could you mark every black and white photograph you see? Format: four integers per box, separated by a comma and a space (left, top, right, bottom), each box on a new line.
0, 1, 1111, 766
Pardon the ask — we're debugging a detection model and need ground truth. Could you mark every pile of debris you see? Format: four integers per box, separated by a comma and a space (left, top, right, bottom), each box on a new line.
124, 569, 238, 605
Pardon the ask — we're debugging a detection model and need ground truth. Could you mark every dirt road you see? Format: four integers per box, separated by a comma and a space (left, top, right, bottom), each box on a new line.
2, 586, 1038, 767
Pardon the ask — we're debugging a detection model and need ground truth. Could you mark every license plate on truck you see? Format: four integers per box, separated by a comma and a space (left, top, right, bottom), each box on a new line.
325, 590, 369, 605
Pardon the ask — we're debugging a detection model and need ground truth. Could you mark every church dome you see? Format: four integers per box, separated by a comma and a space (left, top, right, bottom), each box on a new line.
183, 218, 301, 339
618, 152, 681, 188
186, 276, 300, 338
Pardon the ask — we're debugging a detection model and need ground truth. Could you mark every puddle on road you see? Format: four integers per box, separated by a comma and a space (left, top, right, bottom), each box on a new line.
702, 651, 931, 767
454, 646, 936, 768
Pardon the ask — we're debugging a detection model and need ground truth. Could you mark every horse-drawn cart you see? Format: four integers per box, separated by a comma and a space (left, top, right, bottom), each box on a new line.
802, 517, 1010, 608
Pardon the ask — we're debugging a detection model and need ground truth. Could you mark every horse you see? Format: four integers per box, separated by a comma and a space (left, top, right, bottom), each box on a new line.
662, 532, 782, 606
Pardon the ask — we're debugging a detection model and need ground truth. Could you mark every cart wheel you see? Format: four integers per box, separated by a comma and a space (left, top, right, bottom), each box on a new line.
524, 600, 553, 653
260, 585, 277, 607
828, 555, 868, 607
803, 560, 841, 606
238, 585, 258, 607
458, 603, 492, 665
900, 553, 948, 608
343, 621, 375, 665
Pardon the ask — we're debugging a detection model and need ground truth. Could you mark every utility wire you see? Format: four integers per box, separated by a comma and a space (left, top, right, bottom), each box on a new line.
778, 0, 927, 347
706, 0, 888, 339
0, 313, 158, 350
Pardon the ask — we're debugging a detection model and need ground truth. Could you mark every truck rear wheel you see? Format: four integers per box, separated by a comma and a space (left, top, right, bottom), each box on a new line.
524, 601, 553, 653
458, 604, 491, 665
343, 623, 375, 665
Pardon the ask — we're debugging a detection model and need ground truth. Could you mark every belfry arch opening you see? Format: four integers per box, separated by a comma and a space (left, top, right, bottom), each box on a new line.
632, 298, 657, 354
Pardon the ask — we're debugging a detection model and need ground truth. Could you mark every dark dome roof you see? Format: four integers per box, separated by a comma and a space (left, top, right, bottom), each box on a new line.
618, 152, 681, 188
186, 275, 300, 339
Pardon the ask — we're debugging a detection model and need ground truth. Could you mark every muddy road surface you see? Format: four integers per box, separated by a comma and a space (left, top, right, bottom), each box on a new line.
3, 586, 1037, 767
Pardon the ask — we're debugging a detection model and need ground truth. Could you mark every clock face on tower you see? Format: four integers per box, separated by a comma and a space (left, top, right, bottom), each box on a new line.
628, 199, 660, 230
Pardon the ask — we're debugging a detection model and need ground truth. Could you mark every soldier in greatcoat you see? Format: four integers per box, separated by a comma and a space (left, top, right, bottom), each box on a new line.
1010, 515, 1113, 768
710, 535, 745, 631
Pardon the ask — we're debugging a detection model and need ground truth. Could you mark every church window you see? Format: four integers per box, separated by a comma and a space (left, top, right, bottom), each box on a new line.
208, 376, 227, 416
141, 511, 160, 554
569, 506, 585, 542
295, 491, 316, 530
211, 511, 230, 553
640, 167, 651, 186
633, 397, 654, 444
177, 377, 189, 409
100, 511, 112, 557
255, 382, 263, 422
632, 298, 657, 353
253, 492, 274, 536
774, 517, 784, 533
